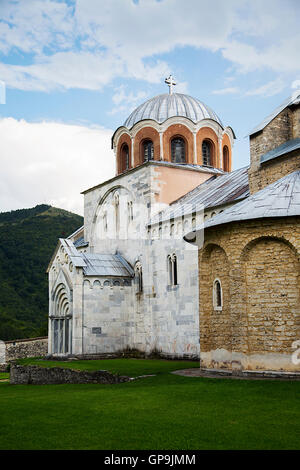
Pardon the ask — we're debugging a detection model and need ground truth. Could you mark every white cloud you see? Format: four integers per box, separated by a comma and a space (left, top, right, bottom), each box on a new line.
109, 85, 149, 115
0, 118, 115, 215
245, 78, 285, 97
212, 87, 239, 95
292, 80, 300, 89
0, 0, 299, 94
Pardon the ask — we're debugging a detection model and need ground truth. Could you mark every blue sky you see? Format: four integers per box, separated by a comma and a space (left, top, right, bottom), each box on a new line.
0, 0, 300, 215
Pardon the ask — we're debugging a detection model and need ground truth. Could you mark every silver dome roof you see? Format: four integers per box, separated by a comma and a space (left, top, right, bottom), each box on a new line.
123, 93, 223, 128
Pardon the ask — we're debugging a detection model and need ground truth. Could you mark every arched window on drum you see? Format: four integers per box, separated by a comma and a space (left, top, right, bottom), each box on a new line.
171, 137, 186, 163
202, 140, 213, 167
223, 145, 230, 172
121, 143, 130, 172
143, 140, 154, 162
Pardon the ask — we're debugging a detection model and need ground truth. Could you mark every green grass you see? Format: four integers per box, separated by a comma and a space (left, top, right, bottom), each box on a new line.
16, 357, 199, 377
0, 372, 9, 380
1, 358, 299, 450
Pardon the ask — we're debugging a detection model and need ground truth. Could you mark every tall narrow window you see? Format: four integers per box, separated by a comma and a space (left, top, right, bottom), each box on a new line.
135, 262, 143, 293
114, 192, 120, 236
168, 254, 178, 286
127, 201, 133, 223
213, 279, 222, 310
103, 211, 108, 232
143, 140, 154, 162
223, 146, 229, 172
121, 144, 129, 171
202, 140, 212, 166
171, 137, 186, 163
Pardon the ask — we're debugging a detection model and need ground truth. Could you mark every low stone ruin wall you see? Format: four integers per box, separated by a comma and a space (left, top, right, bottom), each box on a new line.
4, 337, 48, 363
10, 364, 131, 385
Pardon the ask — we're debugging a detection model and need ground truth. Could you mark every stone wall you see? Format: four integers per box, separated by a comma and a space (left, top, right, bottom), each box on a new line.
248, 104, 300, 194
198, 217, 300, 372
10, 364, 130, 385
249, 148, 300, 194
5, 337, 48, 363
0, 340, 5, 365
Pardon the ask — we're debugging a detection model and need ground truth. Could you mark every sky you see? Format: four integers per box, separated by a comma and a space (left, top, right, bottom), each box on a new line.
0, 0, 300, 216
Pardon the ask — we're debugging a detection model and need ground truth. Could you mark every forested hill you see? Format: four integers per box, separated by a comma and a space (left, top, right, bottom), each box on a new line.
0, 204, 83, 341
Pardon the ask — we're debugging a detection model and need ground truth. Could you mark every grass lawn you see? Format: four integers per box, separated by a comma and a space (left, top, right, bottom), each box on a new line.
0, 358, 299, 450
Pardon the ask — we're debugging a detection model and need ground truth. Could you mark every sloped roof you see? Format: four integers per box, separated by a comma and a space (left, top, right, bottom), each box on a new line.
49, 239, 134, 277
261, 138, 300, 164
192, 170, 300, 232
81, 253, 134, 277
149, 167, 249, 225
248, 92, 300, 137
73, 236, 89, 248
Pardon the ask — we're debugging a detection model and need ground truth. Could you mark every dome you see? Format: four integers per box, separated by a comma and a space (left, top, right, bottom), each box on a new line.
123, 93, 223, 129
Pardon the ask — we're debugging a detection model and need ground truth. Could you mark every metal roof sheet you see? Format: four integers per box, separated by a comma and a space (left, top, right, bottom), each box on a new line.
73, 236, 89, 248
81, 253, 134, 277
190, 169, 300, 232
261, 138, 300, 164
149, 167, 249, 225
124, 93, 223, 128
58, 239, 134, 277
248, 92, 300, 137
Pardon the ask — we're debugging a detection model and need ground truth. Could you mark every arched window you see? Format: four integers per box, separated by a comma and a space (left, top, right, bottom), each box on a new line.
127, 201, 133, 223
223, 146, 230, 172
213, 279, 222, 310
171, 137, 186, 163
168, 254, 178, 286
170, 223, 175, 237
135, 262, 143, 293
114, 192, 120, 235
121, 144, 130, 171
103, 211, 108, 232
202, 140, 212, 166
143, 140, 154, 162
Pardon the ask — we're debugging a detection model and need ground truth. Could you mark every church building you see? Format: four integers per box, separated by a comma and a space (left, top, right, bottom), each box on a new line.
47, 77, 300, 373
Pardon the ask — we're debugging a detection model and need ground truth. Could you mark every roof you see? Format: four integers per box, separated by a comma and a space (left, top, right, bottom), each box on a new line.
67, 225, 83, 239
73, 236, 89, 248
188, 169, 300, 233
261, 138, 300, 164
248, 92, 300, 137
49, 239, 134, 277
149, 167, 249, 225
81, 253, 134, 277
123, 93, 223, 129
81, 160, 224, 195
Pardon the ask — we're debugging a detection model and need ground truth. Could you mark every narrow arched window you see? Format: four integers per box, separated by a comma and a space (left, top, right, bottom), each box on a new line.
223, 145, 229, 172
135, 262, 143, 293
114, 192, 120, 235
143, 140, 154, 162
127, 201, 133, 223
168, 254, 178, 286
171, 137, 186, 163
103, 211, 108, 232
213, 279, 222, 310
202, 140, 212, 166
121, 144, 129, 171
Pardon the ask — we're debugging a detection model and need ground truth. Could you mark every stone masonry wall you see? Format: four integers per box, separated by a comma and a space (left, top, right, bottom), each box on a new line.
5, 337, 48, 363
10, 364, 130, 385
249, 105, 300, 194
199, 217, 300, 372
249, 149, 300, 194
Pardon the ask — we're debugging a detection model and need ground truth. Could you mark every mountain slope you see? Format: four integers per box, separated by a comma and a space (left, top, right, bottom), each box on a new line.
0, 204, 83, 340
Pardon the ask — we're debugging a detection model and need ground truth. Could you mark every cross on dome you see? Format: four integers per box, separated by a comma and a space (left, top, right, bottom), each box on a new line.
165, 75, 177, 95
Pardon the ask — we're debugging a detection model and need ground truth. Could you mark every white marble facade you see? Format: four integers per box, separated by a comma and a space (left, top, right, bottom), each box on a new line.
47, 162, 202, 359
